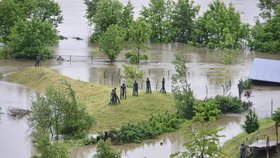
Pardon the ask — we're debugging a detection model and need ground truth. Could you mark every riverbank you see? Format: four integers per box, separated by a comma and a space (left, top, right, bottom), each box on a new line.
8, 67, 176, 132
222, 119, 276, 158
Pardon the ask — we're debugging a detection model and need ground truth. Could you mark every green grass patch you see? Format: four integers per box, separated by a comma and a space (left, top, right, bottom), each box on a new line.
8, 67, 175, 132
222, 119, 276, 158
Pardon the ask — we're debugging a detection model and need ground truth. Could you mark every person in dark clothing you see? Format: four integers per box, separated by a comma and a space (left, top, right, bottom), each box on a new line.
120, 83, 126, 99
160, 78, 166, 93
239, 143, 246, 158
146, 78, 152, 93
133, 80, 138, 96
114, 88, 120, 104
109, 89, 115, 105
35, 54, 41, 67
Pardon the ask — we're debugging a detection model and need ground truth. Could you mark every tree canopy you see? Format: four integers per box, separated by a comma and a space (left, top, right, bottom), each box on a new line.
0, 0, 62, 59
191, 0, 249, 49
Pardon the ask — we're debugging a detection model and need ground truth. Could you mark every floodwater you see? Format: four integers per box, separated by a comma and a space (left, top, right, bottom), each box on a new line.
0, 0, 279, 158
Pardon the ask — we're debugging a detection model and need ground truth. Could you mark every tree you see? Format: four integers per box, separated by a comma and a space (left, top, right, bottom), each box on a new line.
258, 0, 280, 19
32, 128, 69, 158
29, 81, 94, 139
0, 0, 23, 41
171, 0, 199, 43
93, 139, 121, 158
122, 64, 144, 87
191, 0, 249, 49
98, 25, 125, 62
7, 19, 58, 59
140, 0, 174, 43
171, 54, 195, 119
171, 118, 224, 158
241, 109, 259, 134
272, 108, 280, 151
249, 3, 280, 53
127, 19, 151, 64
90, 0, 123, 41
0, 0, 62, 42
84, 0, 101, 21
119, 0, 134, 40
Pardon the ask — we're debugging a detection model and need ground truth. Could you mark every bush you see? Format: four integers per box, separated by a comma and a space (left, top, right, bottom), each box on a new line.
212, 95, 243, 113
93, 139, 121, 158
241, 109, 259, 134
194, 99, 221, 121
122, 64, 144, 87
97, 113, 182, 144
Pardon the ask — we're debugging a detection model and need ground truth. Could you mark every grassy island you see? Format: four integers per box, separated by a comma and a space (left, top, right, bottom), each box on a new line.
9, 67, 176, 132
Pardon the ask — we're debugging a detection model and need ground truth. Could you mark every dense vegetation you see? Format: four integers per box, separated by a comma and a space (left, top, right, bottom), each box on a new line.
0, 0, 62, 59
241, 109, 259, 134
29, 81, 95, 139
93, 140, 121, 158
97, 113, 182, 144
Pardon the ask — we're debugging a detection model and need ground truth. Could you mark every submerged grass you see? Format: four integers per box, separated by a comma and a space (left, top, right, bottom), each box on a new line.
222, 119, 276, 158
9, 67, 175, 132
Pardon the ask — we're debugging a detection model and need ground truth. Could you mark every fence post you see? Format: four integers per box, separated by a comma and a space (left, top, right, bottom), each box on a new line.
149, 69, 150, 78
70, 55, 71, 62
141, 80, 144, 89
91, 55, 93, 63
156, 81, 159, 91
168, 70, 170, 79
271, 99, 274, 117
111, 72, 114, 83
205, 85, 208, 99
118, 69, 121, 77
104, 69, 107, 78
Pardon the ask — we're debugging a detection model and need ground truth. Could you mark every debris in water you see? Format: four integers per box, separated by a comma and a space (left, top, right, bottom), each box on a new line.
8, 107, 31, 118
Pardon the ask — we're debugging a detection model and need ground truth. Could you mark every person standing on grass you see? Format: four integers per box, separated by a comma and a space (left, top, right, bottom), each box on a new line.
146, 78, 151, 93
160, 78, 166, 93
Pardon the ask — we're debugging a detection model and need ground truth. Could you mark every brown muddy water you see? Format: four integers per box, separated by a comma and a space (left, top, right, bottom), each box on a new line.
1, 0, 280, 158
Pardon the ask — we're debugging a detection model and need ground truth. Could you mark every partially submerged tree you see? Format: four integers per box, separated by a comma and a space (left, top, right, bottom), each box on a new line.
7, 19, 58, 59
127, 19, 151, 64
93, 139, 121, 158
98, 24, 125, 62
122, 64, 144, 87
191, 0, 249, 49
171, 54, 195, 119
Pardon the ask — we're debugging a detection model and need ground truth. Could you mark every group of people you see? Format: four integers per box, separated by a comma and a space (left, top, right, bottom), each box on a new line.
109, 77, 166, 105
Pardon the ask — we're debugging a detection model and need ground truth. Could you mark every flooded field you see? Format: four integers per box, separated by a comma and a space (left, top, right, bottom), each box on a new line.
1, 0, 279, 158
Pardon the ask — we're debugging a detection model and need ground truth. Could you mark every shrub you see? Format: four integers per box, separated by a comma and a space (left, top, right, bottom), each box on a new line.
194, 99, 221, 121
241, 109, 259, 134
122, 64, 144, 87
93, 139, 121, 158
97, 113, 182, 144
212, 95, 243, 113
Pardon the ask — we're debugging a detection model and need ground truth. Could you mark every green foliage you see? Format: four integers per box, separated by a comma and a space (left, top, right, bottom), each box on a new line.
171, 121, 224, 158
32, 128, 69, 158
122, 64, 144, 87
194, 100, 221, 121
258, 0, 280, 19
211, 95, 243, 113
272, 108, 280, 125
128, 19, 151, 64
249, 4, 280, 53
239, 78, 252, 90
241, 109, 259, 134
7, 19, 58, 59
29, 81, 95, 139
84, 0, 101, 21
191, 0, 249, 49
0, 0, 62, 59
218, 49, 238, 64
172, 54, 195, 119
119, 1, 134, 40
140, 0, 174, 43
98, 25, 125, 62
90, 0, 123, 41
171, 0, 199, 43
93, 139, 121, 158
97, 113, 182, 144
125, 50, 148, 64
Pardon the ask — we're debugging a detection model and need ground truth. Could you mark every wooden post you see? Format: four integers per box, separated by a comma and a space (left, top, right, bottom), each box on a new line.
266, 136, 269, 158
70, 55, 71, 62
149, 69, 150, 78
156, 81, 158, 91
104, 69, 107, 78
276, 123, 279, 153
271, 99, 274, 118
205, 85, 208, 99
